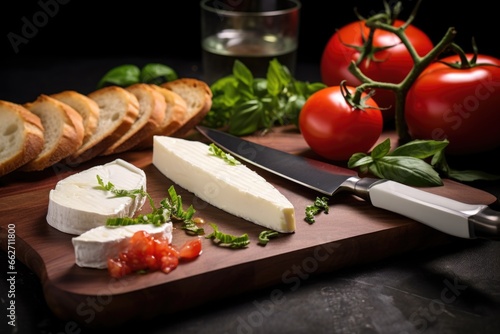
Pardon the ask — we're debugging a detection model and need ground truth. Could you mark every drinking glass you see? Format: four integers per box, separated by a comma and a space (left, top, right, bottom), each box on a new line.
200, 0, 301, 84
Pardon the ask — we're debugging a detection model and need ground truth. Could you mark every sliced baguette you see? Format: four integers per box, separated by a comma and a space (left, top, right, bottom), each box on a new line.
160, 78, 212, 138
149, 84, 187, 136
133, 85, 188, 149
68, 86, 140, 164
50, 90, 100, 142
22, 95, 84, 171
0, 100, 45, 177
101, 83, 165, 155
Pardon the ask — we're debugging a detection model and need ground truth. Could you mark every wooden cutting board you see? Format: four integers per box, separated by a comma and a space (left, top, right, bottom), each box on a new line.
0, 128, 496, 329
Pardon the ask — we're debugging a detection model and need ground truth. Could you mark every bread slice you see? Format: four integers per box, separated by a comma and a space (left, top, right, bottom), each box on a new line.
160, 78, 212, 138
101, 83, 165, 155
149, 84, 187, 136
22, 95, 84, 171
0, 100, 45, 177
133, 84, 188, 149
50, 90, 99, 143
68, 86, 140, 164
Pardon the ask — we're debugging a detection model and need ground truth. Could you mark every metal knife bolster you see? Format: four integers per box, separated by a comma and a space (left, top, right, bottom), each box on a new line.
469, 207, 500, 239
345, 177, 500, 240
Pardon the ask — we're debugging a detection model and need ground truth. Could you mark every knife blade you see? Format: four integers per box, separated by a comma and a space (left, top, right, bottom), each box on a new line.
196, 126, 500, 240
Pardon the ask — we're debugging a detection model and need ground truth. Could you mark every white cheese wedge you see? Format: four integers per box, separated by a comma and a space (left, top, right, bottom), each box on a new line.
72, 222, 173, 269
152, 136, 296, 233
46, 159, 147, 235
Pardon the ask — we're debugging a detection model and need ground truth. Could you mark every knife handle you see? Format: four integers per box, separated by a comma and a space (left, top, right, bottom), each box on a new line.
367, 180, 499, 239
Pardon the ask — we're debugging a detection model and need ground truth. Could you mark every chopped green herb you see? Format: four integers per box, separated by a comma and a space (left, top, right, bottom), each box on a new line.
96, 175, 156, 210
208, 143, 241, 165
161, 186, 204, 235
304, 196, 330, 224
206, 223, 250, 248
96, 176, 204, 234
258, 230, 279, 246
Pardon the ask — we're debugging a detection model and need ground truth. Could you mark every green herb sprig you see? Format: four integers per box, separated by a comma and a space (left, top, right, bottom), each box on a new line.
258, 230, 279, 246
96, 175, 156, 210
205, 223, 250, 248
97, 176, 203, 234
305, 196, 330, 224
203, 59, 326, 136
161, 186, 204, 235
208, 143, 241, 165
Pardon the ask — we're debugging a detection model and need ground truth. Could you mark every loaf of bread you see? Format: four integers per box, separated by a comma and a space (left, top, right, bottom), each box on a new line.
22, 95, 85, 171
0, 100, 45, 177
160, 78, 212, 138
68, 86, 140, 164
101, 83, 165, 155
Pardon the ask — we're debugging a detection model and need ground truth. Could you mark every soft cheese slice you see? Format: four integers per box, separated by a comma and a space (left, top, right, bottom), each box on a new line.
152, 136, 296, 233
72, 222, 173, 269
47, 159, 147, 235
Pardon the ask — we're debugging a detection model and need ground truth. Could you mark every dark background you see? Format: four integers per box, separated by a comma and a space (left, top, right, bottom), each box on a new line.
1, 0, 497, 65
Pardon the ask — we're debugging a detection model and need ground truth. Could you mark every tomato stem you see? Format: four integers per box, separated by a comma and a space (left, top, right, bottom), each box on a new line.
349, 15, 458, 143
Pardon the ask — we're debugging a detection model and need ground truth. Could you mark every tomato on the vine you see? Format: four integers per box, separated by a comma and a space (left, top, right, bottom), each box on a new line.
299, 85, 383, 161
320, 19, 433, 121
405, 53, 500, 155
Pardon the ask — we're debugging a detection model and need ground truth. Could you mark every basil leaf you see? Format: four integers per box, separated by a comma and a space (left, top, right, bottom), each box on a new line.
253, 78, 268, 97
211, 75, 238, 94
229, 100, 262, 136
205, 58, 326, 134
140, 63, 178, 85
97, 64, 140, 88
347, 153, 373, 169
447, 169, 500, 182
390, 139, 449, 158
233, 60, 254, 87
370, 138, 391, 159
369, 156, 443, 186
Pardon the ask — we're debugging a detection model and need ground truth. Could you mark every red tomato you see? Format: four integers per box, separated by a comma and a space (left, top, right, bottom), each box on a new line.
405, 54, 500, 155
299, 85, 383, 161
320, 19, 433, 121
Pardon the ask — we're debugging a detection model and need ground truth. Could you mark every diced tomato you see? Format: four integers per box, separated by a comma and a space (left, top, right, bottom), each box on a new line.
160, 255, 179, 273
154, 238, 180, 258
179, 238, 202, 260
107, 230, 202, 278
107, 258, 131, 279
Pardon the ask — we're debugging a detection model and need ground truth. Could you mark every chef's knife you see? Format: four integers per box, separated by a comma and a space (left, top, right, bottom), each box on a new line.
196, 126, 500, 240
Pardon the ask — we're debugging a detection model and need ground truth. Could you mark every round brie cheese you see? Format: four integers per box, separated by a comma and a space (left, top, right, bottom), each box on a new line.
46, 159, 147, 235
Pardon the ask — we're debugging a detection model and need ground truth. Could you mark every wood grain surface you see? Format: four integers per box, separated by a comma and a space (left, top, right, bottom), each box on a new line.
0, 127, 496, 329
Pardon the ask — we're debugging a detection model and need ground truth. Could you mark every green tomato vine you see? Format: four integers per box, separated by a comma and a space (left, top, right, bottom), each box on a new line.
346, 0, 460, 143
